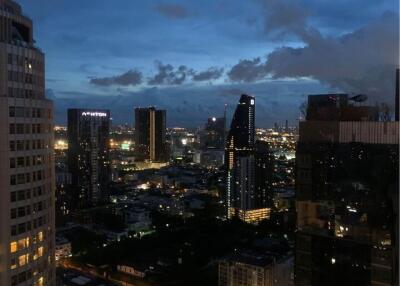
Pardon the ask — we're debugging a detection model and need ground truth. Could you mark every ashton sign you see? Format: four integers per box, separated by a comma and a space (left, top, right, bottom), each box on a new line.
81, 111, 108, 117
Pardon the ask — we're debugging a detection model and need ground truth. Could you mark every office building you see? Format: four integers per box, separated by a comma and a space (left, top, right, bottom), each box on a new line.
134, 107, 167, 162
295, 94, 399, 285
225, 95, 271, 223
67, 109, 111, 208
0, 0, 55, 284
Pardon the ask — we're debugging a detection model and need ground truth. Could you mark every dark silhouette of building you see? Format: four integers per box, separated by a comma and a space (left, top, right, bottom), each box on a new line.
295, 94, 399, 286
134, 107, 167, 162
225, 95, 271, 223
254, 141, 274, 210
201, 117, 226, 150
67, 109, 111, 208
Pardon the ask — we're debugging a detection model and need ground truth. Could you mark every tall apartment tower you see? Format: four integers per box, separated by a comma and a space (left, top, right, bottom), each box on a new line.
134, 107, 167, 162
67, 109, 111, 209
225, 95, 271, 223
0, 1, 56, 285
295, 94, 399, 285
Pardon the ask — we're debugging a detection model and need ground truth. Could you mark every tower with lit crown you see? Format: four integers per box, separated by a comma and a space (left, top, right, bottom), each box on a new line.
225, 95, 271, 223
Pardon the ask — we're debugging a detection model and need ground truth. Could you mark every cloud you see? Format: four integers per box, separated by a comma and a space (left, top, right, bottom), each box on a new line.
192, 67, 224, 81
154, 3, 189, 19
259, 0, 309, 38
228, 10, 399, 103
264, 11, 399, 102
148, 61, 193, 85
218, 88, 245, 97
227, 58, 267, 83
90, 70, 143, 86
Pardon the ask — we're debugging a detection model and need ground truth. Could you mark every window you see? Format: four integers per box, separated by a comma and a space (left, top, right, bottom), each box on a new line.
18, 254, 28, 266
10, 192, 16, 202
9, 106, 15, 117
11, 208, 17, 219
10, 241, 17, 253
17, 190, 25, 201
10, 175, 16, 185
17, 157, 24, 167
10, 258, 17, 270
10, 141, 15, 151
10, 158, 16, 168
9, 124, 15, 134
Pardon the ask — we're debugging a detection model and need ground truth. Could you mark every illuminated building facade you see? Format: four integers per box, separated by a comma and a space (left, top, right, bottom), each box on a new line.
225, 95, 271, 223
134, 107, 167, 162
295, 94, 399, 285
0, 0, 55, 285
67, 109, 111, 208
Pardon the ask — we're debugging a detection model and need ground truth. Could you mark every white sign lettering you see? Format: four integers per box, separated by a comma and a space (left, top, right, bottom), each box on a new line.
81, 112, 107, 117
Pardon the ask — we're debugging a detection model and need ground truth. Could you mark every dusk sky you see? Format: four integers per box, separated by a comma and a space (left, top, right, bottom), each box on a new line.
18, 0, 399, 127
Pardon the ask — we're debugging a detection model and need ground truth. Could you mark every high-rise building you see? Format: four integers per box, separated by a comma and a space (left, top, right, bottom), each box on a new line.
67, 109, 111, 209
201, 116, 225, 150
0, 0, 55, 285
254, 140, 274, 210
295, 94, 399, 285
225, 95, 271, 223
134, 107, 167, 162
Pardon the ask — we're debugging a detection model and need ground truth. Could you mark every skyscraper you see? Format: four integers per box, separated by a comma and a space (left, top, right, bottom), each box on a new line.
201, 116, 226, 150
0, 0, 55, 285
295, 94, 399, 285
134, 107, 167, 162
225, 95, 271, 223
67, 109, 111, 209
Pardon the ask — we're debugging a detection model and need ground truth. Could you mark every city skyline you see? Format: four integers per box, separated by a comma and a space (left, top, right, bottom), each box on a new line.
0, 1, 399, 286
17, 0, 399, 127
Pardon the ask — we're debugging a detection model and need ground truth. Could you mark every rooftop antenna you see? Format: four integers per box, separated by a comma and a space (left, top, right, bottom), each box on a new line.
396, 68, 399, 121
223, 103, 227, 148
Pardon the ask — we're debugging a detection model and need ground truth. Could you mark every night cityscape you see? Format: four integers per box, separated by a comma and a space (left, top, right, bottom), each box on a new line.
0, 0, 399, 286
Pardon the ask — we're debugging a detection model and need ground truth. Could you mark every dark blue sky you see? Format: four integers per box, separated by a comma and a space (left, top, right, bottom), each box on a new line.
18, 0, 399, 127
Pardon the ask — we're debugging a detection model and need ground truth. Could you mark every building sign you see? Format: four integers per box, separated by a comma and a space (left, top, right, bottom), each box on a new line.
81, 111, 108, 117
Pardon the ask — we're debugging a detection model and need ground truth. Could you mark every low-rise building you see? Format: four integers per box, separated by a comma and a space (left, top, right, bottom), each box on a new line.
218, 251, 293, 286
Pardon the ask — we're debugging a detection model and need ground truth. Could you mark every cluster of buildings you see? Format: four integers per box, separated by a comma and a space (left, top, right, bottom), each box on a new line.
0, 1, 398, 286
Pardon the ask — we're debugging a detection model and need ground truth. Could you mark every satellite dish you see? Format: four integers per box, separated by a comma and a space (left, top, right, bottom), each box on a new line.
349, 94, 368, 102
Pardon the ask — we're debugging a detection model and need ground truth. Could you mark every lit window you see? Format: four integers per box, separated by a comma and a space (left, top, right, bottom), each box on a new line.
19, 254, 28, 266
10, 258, 17, 269
18, 238, 28, 249
35, 276, 44, 286
10, 242, 17, 253
37, 231, 44, 242
38, 246, 44, 257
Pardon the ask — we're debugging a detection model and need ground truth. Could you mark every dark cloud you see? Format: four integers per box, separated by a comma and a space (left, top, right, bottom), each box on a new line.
264, 11, 399, 102
154, 4, 189, 19
259, 0, 309, 38
192, 67, 224, 81
227, 58, 267, 83
218, 88, 245, 97
90, 70, 143, 86
148, 61, 193, 85
228, 10, 399, 104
